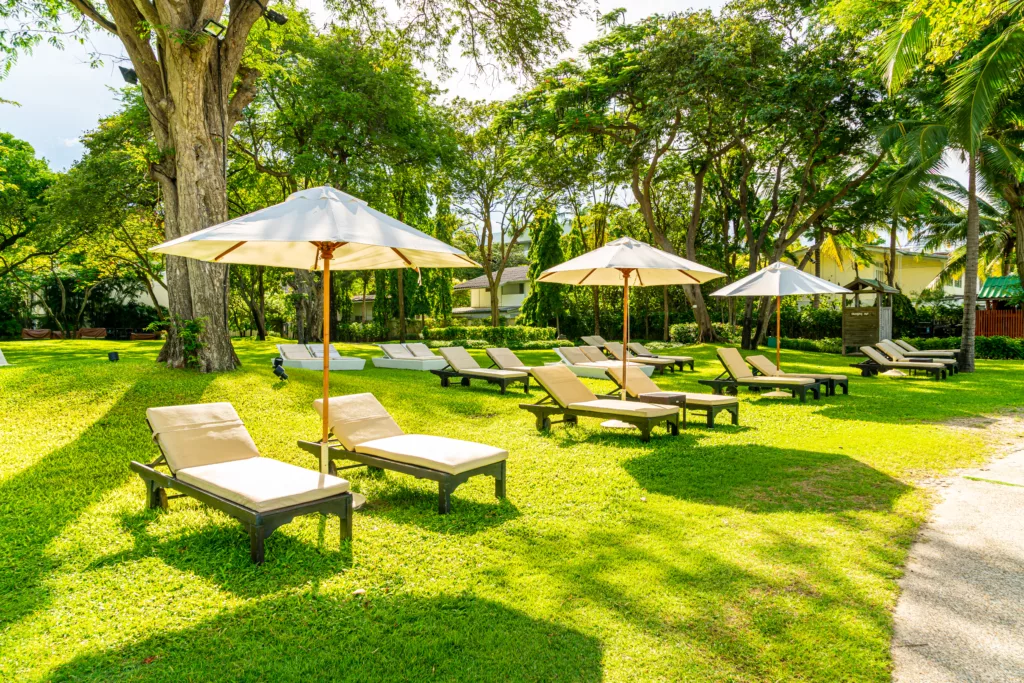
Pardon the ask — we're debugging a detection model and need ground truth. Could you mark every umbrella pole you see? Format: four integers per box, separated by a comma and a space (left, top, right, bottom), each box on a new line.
622, 270, 630, 401
775, 295, 781, 371
321, 252, 331, 474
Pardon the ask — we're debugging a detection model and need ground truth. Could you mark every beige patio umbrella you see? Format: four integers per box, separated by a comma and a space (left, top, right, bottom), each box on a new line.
152, 186, 479, 473
538, 236, 724, 402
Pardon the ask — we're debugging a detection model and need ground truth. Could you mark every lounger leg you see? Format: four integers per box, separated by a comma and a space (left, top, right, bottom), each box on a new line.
707, 410, 715, 428
461, 377, 471, 387
440, 375, 449, 388
499, 381, 507, 395
494, 461, 507, 499
797, 388, 806, 403
249, 525, 266, 564
438, 481, 453, 514
640, 425, 651, 442
523, 377, 530, 394
339, 496, 353, 542
668, 415, 679, 436
688, 360, 695, 371
143, 476, 164, 510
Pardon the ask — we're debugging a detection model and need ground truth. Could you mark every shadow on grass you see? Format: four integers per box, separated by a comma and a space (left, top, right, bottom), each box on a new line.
0, 374, 214, 630
623, 444, 911, 513
358, 479, 521, 535
46, 593, 603, 682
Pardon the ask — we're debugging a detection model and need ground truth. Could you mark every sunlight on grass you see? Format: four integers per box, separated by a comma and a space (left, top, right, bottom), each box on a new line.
0, 339, 1020, 681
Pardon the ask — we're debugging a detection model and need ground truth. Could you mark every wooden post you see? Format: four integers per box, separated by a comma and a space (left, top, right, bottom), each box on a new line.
775, 295, 782, 370
321, 251, 331, 474
621, 269, 631, 401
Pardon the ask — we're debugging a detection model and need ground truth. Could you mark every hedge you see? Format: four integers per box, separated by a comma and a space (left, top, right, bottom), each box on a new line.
668, 322, 738, 345
906, 335, 1024, 360
423, 338, 573, 350
423, 325, 556, 345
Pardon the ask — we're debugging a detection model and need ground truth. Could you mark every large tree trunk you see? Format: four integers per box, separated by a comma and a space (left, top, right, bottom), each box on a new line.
960, 151, 980, 372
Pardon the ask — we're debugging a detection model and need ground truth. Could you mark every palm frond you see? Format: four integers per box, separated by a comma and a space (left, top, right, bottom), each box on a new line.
877, 12, 930, 94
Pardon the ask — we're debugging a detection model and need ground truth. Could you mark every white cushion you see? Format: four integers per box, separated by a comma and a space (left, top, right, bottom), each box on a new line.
568, 399, 678, 418
176, 457, 349, 512
640, 392, 737, 407
462, 368, 528, 379
380, 344, 414, 359
737, 376, 815, 386
147, 403, 260, 473
354, 434, 507, 475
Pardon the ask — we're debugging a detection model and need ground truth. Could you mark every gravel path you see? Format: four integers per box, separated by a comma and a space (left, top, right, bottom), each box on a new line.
892, 443, 1024, 682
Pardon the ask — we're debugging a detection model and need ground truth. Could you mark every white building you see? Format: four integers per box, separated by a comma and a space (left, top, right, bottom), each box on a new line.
452, 266, 530, 320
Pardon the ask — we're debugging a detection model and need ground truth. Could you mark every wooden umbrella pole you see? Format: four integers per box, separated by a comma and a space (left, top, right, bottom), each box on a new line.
320, 249, 332, 474
621, 269, 630, 401
776, 295, 781, 371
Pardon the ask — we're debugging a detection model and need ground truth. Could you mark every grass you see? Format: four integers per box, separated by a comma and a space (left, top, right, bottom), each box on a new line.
0, 338, 1021, 682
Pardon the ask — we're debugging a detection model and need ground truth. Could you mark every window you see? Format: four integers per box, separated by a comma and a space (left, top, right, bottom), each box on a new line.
501, 282, 525, 296
874, 268, 885, 282
951, 276, 963, 288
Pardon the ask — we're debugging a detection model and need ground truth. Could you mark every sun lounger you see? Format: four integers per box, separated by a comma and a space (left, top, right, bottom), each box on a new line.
130, 402, 353, 564
277, 343, 366, 371
699, 348, 823, 401
553, 346, 654, 379
605, 342, 675, 374
434, 346, 530, 394
606, 366, 739, 427
627, 342, 695, 371
486, 347, 532, 372
22, 328, 52, 340
850, 346, 946, 380
893, 338, 960, 362
746, 354, 850, 396
76, 327, 107, 339
298, 393, 507, 514
0, 348, 9, 367
371, 343, 448, 371
520, 364, 680, 441
880, 339, 959, 371
580, 335, 608, 348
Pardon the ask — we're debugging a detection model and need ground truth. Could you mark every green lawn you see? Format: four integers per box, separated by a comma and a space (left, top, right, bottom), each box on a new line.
0, 338, 1020, 682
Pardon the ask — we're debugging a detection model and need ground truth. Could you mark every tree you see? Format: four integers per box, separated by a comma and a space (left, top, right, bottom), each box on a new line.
519, 211, 564, 332
3, 0, 586, 369
0, 132, 58, 279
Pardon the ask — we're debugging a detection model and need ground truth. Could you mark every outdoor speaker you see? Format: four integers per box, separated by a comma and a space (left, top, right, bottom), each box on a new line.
272, 356, 288, 381
108, 352, 120, 362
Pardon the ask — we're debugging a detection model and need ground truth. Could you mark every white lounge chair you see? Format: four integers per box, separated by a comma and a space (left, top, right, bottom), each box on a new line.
130, 402, 353, 563
298, 393, 507, 514
277, 343, 365, 371
0, 348, 9, 367
370, 343, 448, 371
552, 346, 654, 379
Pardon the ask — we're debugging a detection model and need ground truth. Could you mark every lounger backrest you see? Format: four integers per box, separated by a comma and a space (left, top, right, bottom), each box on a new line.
147, 402, 260, 473
581, 335, 607, 347
405, 343, 436, 358
278, 344, 314, 360
717, 347, 754, 379
877, 340, 907, 360
606, 365, 660, 397
309, 344, 342, 359
440, 346, 480, 372
861, 346, 892, 366
380, 344, 414, 359
487, 347, 524, 370
560, 346, 590, 365
746, 355, 783, 377
894, 339, 916, 352
628, 342, 652, 357
580, 346, 608, 363
605, 342, 626, 361
314, 393, 404, 450
530, 364, 597, 407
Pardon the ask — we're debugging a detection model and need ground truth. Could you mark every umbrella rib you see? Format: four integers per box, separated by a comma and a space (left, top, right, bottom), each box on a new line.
213, 241, 246, 262
635, 269, 643, 286
677, 269, 700, 284
391, 247, 413, 267
577, 268, 597, 285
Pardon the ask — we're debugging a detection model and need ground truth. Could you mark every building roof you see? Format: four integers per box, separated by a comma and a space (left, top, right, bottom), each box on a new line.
454, 265, 530, 290
978, 275, 1022, 300
843, 277, 901, 294
793, 243, 948, 261
351, 294, 375, 302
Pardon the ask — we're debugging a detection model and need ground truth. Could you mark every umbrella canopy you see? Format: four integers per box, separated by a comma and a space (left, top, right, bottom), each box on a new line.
712, 261, 850, 297
712, 262, 850, 374
152, 186, 479, 271
538, 236, 724, 287
151, 186, 479, 475
540, 237, 724, 401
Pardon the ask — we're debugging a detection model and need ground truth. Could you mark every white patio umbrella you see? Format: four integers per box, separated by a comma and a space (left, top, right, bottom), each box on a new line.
712, 261, 850, 379
538, 236, 724, 402
152, 186, 479, 473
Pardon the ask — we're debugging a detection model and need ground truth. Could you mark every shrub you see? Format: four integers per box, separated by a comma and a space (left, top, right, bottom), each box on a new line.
669, 322, 738, 345
335, 321, 389, 343
422, 338, 573, 350
777, 337, 843, 354
422, 325, 556, 345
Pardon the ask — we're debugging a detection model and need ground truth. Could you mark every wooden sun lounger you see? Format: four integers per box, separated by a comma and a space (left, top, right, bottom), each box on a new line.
371, 343, 448, 371
580, 335, 608, 348
746, 354, 849, 396
298, 393, 507, 514
879, 339, 958, 373
893, 339, 961, 364
606, 366, 740, 428
520, 364, 680, 442
698, 348, 823, 401
606, 342, 675, 374
850, 346, 946, 380
627, 342, 695, 371
130, 402, 353, 564
433, 347, 530, 394
486, 347, 532, 372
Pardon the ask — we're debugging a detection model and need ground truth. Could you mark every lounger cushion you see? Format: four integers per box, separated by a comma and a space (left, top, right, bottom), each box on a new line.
440, 346, 480, 372
406, 343, 438, 358
607, 366, 661, 396
718, 347, 756, 379
861, 347, 945, 369
640, 392, 737, 407
315, 394, 404, 450
659, 355, 694, 363
580, 346, 608, 363
567, 399, 677, 419
747, 355, 845, 382
147, 403, 260, 473
736, 376, 815, 386
559, 347, 590, 365
606, 342, 673, 366
309, 345, 342, 359
462, 368, 528, 380
176, 457, 349, 512
381, 344, 414, 359
354, 434, 507, 475
487, 347, 530, 371
627, 342, 653, 357
581, 336, 607, 347
531, 364, 597, 406
903, 350, 955, 358
278, 344, 314, 360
